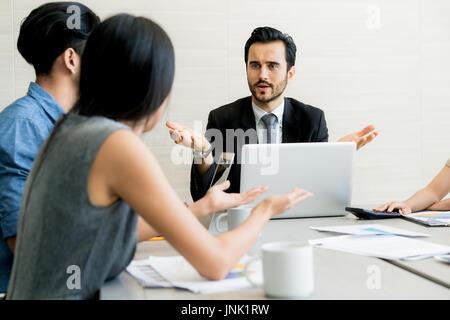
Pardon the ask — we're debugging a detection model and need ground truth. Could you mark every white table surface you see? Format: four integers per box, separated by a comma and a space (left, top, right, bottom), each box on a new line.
101, 214, 450, 300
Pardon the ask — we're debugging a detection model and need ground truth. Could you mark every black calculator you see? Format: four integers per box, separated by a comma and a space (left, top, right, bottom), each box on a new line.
345, 207, 402, 220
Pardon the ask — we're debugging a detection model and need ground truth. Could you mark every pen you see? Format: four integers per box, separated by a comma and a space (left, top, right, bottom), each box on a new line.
149, 236, 165, 241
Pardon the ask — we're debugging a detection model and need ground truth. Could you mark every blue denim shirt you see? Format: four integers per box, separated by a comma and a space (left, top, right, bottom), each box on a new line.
0, 82, 65, 292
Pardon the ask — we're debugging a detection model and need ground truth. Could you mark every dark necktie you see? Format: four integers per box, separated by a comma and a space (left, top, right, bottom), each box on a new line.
261, 113, 278, 144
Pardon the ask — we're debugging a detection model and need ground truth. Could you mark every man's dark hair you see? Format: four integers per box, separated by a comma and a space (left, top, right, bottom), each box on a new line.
72, 14, 175, 123
244, 26, 297, 71
17, 2, 100, 76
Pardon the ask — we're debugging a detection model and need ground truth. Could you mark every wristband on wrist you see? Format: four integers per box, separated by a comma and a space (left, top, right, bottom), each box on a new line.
193, 144, 213, 160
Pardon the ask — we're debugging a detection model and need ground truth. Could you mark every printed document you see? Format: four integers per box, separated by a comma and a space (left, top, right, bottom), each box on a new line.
127, 255, 262, 294
309, 235, 450, 260
309, 224, 429, 237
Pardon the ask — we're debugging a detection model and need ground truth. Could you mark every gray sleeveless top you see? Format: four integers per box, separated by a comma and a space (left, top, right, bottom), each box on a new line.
7, 114, 138, 299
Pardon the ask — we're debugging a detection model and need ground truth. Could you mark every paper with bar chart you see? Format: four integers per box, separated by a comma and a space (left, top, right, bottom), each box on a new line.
126, 255, 261, 294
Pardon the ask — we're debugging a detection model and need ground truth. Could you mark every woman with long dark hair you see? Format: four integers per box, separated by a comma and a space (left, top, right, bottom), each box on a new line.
7, 14, 311, 299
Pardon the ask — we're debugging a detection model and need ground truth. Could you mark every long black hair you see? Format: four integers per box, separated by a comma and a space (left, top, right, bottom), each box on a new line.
21, 14, 176, 228
17, 2, 100, 76
72, 14, 175, 123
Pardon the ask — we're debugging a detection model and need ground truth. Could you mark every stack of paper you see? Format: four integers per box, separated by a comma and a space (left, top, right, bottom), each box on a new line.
125, 259, 172, 288
126, 255, 262, 294
404, 211, 450, 226
309, 224, 450, 260
309, 224, 430, 237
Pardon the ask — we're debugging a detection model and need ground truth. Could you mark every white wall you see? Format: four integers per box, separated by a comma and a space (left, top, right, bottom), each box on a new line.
0, 0, 449, 207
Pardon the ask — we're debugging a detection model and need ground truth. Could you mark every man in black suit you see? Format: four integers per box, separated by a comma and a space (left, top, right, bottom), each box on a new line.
167, 27, 377, 201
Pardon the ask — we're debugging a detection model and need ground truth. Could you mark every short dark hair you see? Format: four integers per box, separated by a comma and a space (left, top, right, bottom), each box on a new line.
17, 2, 100, 76
244, 27, 297, 71
72, 14, 175, 123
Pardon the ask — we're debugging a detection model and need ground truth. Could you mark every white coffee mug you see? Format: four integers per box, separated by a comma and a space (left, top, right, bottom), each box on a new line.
244, 241, 314, 299
215, 205, 253, 232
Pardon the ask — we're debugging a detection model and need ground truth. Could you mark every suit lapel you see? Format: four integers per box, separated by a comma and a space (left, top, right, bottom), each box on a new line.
237, 97, 258, 144
239, 97, 257, 132
282, 98, 299, 143
232, 97, 257, 192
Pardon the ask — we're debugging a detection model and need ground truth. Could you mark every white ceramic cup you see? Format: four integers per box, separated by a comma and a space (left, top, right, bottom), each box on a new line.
215, 205, 253, 232
244, 241, 314, 299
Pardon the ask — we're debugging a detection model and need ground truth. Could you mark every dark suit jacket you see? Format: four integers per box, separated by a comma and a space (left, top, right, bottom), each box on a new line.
190, 96, 329, 201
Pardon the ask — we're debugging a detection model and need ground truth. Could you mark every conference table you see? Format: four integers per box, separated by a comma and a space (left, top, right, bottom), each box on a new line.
101, 214, 450, 300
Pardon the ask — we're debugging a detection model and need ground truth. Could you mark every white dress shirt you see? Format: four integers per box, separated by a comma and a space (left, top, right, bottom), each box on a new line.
252, 100, 284, 144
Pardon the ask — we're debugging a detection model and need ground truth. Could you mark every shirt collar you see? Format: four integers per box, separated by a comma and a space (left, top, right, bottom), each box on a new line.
252, 99, 285, 127
27, 82, 66, 122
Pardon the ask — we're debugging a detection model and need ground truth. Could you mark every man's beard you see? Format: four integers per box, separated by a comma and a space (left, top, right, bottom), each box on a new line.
249, 76, 288, 104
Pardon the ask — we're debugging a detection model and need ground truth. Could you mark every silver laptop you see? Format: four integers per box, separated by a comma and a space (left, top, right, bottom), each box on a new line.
240, 142, 355, 219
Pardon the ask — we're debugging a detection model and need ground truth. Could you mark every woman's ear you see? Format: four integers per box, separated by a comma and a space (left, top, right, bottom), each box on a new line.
62, 48, 80, 75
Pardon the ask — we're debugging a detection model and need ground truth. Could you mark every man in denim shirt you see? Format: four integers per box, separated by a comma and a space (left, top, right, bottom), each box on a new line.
0, 2, 99, 294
